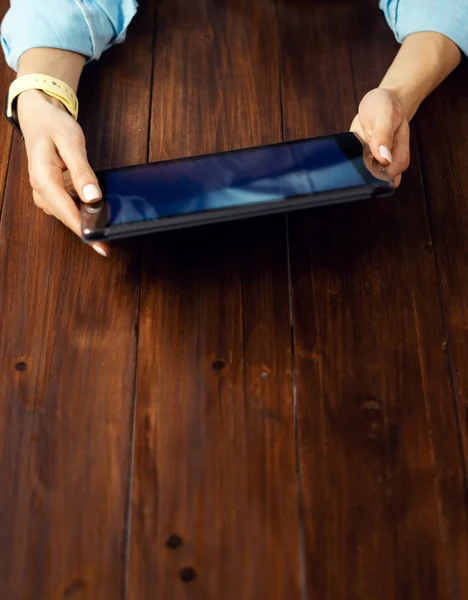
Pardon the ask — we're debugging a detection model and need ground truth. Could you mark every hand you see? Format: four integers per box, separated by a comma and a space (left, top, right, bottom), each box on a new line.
350, 88, 410, 188
17, 89, 108, 257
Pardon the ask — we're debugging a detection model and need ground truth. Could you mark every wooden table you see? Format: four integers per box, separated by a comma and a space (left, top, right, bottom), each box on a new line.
1, 1, 467, 598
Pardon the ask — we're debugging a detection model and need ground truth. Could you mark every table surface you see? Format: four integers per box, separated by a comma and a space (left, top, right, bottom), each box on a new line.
1, 1, 468, 598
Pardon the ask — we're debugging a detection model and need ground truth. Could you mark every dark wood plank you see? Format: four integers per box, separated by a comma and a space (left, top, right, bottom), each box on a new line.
129, 1, 303, 598
414, 55, 468, 595
415, 62, 468, 471
0, 0, 14, 214
279, 0, 468, 597
347, 7, 468, 597
0, 6, 154, 598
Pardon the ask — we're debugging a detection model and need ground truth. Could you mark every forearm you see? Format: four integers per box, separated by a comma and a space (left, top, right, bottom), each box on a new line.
13, 48, 85, 129
17, 48, 85, 93
15, 48, 85, 119
379, 32, 462, 121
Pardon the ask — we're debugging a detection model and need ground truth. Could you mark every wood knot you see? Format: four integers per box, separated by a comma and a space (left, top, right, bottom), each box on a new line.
212, 359, 226, 372
356, 395, 382, 416
63, 579, 86, 598
180, 567, 197, 583
166, 534, 183, 549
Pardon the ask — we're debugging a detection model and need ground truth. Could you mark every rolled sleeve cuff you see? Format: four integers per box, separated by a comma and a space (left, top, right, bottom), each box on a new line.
382, 0, 468, 57
1, 0, 138, 71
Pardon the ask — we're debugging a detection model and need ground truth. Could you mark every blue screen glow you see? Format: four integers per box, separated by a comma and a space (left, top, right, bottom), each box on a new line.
101, 137, 367, 226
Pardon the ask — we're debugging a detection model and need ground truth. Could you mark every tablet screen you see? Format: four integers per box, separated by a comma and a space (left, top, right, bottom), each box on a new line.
98, 135, 369, 227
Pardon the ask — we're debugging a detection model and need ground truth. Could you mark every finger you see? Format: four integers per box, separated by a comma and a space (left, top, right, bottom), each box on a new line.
29, 141, 81, 234
55, 131, 101, 204
32, 189, 47, 211
63, 170, 79, 199
368, 112, 402, 165
44, 182, 109, 257
33, 191, 52, 216
34, 182, 83, 235
31, 154, 109, 257
384, 119, 410, 182
45, 181, 109, 257
359, 98, 402, 166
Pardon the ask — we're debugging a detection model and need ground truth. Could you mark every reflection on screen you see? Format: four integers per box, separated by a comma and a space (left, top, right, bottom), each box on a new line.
101, 137, 366, 226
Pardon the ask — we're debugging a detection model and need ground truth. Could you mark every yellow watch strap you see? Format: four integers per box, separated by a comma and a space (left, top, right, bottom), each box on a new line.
6, 74, 79, 121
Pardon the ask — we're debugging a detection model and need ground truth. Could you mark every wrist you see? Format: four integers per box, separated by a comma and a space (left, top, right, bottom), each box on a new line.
378, 32, 462, 122
378, 85, 419, 122
17, 88, 68, 114
15, 88, 68, 136
17, 90, 68, 126
9, 74, 80, 137
17, 48, 85, 93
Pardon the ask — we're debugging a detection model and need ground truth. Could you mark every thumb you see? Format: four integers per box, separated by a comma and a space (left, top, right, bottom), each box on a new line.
56, 135, 101, 203
365, 108, 400, 166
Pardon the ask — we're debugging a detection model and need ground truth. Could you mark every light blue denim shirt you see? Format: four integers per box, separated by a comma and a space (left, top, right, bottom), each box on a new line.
1, 0, 467, 71
1, 0, 139, 70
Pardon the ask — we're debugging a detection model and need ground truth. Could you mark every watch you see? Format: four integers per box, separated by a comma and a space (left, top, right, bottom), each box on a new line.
6, 73, 79, 137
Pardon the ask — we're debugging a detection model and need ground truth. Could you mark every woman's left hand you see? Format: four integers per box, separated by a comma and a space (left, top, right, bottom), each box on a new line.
350, 88, 410, 187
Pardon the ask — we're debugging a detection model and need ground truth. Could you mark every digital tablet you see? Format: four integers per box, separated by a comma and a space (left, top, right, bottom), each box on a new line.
81, 132, 394, 242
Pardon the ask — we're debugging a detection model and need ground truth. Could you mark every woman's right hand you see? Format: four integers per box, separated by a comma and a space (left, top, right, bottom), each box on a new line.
17, 88, 108, 257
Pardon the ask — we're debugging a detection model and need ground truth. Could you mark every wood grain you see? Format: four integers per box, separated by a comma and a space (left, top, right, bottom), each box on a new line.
279, 0, 468, 597
0, 6, 154, 598
0, 0, 14, 215
415, 63, 468, 468
414, 57, 468, 595
129, 1, 302, 598
1, 1, 467, 598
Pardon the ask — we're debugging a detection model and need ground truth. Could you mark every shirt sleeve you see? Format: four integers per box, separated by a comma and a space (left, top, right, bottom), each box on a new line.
379, 0, 468, 56
1, 0, 139, 71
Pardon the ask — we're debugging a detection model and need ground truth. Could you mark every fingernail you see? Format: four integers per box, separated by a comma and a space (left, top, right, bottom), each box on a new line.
379, 145, 393, 164
92, 244, 107, 257
83, 184, 101, 202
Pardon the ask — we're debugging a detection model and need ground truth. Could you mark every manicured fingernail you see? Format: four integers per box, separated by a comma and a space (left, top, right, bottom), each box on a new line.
83, 184, 101, 202
92, 244, 107, 257
379, 145, 393, 164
